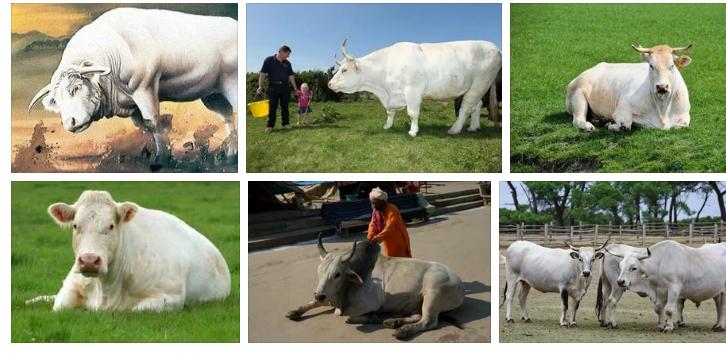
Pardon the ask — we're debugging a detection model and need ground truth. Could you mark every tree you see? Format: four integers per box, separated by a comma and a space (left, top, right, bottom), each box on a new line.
696, 183, 713, 222
708, 182, 726, 222
506, 182, 520, 210
524, 182, 573, 225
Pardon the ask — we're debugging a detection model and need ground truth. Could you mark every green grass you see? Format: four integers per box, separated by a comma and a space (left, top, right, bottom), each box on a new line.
511, 4, 726, 172
11, 182, 240, 342
246, 99, 501, 172
498, 247, 726, 342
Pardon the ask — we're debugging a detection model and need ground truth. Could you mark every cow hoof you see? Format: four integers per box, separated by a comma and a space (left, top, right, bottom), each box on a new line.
505, 318, 514, 323
285, 310, 302, 321
383, 124, 393, 130
560, 323, 569, 327
447, 127, 462, 135
662, 326, 674, 333
408, 130, 418, 137
675, 321, 686, 328
522, 317, 532, 323
569, 322, 578, 328
713, 325, 725, 332
607, 323, 618, 329
383, 319, 402, 329
581, 122, 595, 132
467, 126, 480, 132
393, 328, 412, 340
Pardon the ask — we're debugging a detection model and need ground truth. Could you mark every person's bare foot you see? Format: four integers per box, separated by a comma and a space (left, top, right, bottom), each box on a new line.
265, 127, 273, 133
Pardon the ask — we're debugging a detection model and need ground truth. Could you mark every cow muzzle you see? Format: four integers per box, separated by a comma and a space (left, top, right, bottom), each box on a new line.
78, 253, 102, 276
314, 292, 327, 302
582, 270, 591, 278
617, 279, 627, 288
655, 84, 670, 95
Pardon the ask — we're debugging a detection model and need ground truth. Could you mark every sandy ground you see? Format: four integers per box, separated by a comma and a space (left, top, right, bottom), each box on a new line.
248, 206, 492, 343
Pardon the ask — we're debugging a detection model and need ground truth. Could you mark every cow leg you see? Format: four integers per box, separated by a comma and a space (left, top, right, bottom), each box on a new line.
559, 289, 570, 327
487, 83, 500, 127
675, 298, 686, 327
404, 91, 422, 137
382, 314, 422, 329
713, 292, 726, 332
449, 91, 480, 135
383, 109, 396, 130
610, 105, 633, 131
467, 100, 483, 132
568, 89, 595, 132
285, 299, 329, 321
52, 269, 93, 311
569, 296, 581, 327
606, 285, 625, 329
393, 294, 439, 339
504, 272, 519, 322
133, 293, 185, 312
518, 281, 531, 322
654, 289, 668, 330
201, 93, 238, 159
662, 288, 681, 333
132, 87, 170, 164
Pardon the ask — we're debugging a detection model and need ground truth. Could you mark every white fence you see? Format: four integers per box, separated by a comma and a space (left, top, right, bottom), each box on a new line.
499, 222, 725, 247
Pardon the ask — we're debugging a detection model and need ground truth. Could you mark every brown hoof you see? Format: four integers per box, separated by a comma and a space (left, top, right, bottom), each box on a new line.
713, 325, 725, 332
505, 318, 514, 323
523, 318, 532, 323
285, 310, 302, 321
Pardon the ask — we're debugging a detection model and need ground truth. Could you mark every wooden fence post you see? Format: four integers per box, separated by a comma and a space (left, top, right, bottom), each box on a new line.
688, 223, 693, 245
570, 225, 574, 240
618, 225, 623, 243
579, 222, 583, 241
715, 223, 719, 243
665, 223, 669, 240
642, 223, 646, 247
544, 223, 550, 245
594, 225, 599, 246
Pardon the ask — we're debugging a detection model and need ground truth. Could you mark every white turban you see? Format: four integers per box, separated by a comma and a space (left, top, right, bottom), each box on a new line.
369, 187, 388, 201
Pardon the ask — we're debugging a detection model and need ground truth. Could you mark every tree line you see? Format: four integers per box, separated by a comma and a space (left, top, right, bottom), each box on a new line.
246, 69, 374, 103
501, 182, 726, 226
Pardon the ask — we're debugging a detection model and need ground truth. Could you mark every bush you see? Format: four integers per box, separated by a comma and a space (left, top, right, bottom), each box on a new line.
246, 67, 370, 103
312, 106, 342, 124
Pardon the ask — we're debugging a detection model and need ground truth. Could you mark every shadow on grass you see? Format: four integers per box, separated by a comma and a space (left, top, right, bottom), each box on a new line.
360, 123, 501, 140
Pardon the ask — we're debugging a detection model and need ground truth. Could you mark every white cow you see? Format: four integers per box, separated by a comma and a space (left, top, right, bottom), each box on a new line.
328, 39, 501, 137
503, 239, 609, 326
566, 44, 692, 132
28, 190, 230, 311
28, 8, 238, 164
610, 240, 726, 332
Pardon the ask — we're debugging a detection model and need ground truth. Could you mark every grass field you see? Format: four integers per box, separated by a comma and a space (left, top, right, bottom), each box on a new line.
510, 4, 726, 172
498, 246, 726, 342
11, 182, 240, 342
246, 99, 501, 172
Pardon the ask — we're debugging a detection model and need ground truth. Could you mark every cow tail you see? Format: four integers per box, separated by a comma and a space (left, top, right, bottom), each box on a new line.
439, 313, 463, 329
595, 276, 603, 320
500, 281, 508, 309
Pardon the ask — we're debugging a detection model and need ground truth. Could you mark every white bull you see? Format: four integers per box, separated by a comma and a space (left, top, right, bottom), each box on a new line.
566, 44, 692, 132
28, 8, 238, 164
610, 240, 726, 332
285, 236, 465, 339
328, 39, 501, 137
27, 190, 230, 311
503, 239, 609, 326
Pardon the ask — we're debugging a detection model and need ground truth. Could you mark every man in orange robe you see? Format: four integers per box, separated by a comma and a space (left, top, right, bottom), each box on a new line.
367, 187, 412, 257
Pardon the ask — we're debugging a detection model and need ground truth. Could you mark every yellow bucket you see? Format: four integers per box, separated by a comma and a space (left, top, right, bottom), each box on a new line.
248, 100, 269, 118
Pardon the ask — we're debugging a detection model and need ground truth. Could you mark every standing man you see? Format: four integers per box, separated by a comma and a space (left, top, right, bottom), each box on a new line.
257, 45, 300, 132
367, 187, 413, 257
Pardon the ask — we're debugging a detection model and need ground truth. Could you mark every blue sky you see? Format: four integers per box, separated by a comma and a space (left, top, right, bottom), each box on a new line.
246, 3, 502, 72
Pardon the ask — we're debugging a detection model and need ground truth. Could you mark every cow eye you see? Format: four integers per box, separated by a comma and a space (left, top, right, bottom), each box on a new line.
649, 64, 654, 70
630, 267, 637, 271
334, 272, 341, 279
342, 69, 347, 73
109, 224, 114, 230
72, 224, 77, 229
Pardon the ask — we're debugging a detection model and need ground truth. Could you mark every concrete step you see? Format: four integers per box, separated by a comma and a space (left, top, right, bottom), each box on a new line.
248, 216, 328, 238
249, 209, 320, 224
248, 225, 336, 251
428, 194, 482, 207
431, 200, 484, 217
425, 188, 480, 201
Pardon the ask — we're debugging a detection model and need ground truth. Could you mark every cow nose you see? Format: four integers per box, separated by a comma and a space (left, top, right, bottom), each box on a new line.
656, 84, 669, 94
582, 271, 591, 277
70, 117, 76, 127
78, 253, 101, 273
314, 292, 327, 302
617, 280, 626, 287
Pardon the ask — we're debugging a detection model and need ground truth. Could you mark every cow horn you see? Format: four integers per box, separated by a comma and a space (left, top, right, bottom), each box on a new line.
563, 240, 580, 252
341, 39, 354, 60
334, 53, 342, 66
638, 248, 652, 260
28, 83, 53, 112
596, 237, 611, 251
603, 247, 624, 258
341, 240, 357, 263
631, 44, 652, 54
671, 44, 692, 53
317, 233, 328, 258
78, 65, 111, 76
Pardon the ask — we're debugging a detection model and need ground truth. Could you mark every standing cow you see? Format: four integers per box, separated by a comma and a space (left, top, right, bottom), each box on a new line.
503, 239, 609, 326
286, 235, 465, 339
27, 8, 238, 165
609, 240, 726, 332
328, 39, 501, 137
566, 44, 692, 132
27, 190, 231, 311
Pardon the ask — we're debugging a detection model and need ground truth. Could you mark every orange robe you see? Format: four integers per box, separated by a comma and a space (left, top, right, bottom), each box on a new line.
367, 203, 412, 257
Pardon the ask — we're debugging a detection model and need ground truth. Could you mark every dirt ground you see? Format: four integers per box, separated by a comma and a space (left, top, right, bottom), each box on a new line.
248, 206, 491, 343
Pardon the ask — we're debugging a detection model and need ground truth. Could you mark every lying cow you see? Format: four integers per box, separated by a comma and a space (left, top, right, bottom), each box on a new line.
454, 68, 502, 126
566, 44, 692, 132
28, 8, 238, 165
328, 39, 501, 137
608, 240, 726, 332
286, 235, 465, 339
597, 243, 687, 329
27, 190, 230, 311
503, 239, 609, 326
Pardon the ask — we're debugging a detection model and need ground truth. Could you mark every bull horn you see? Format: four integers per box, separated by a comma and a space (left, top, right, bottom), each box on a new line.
631, 44, 652, 54
671, 44, 692, 53
563, 240, 580, 252
317, 233, 328, 258
341, 240, 357, 263
637, 248, 652, 260
595, 237, 611, 251
28, 83, 53, 112
603, 247, 624, 258
341, 39, 354, 60
334, 53, 342, 66
78, 64, 111, 76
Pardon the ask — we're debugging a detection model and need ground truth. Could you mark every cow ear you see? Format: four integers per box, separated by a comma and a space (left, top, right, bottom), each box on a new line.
569, 251, 580, 260
346, 269, 363, 285
676, 55, 692, 69
595, 251, 605, 260
48, 203, 75, 226
116, 202, 139, 223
